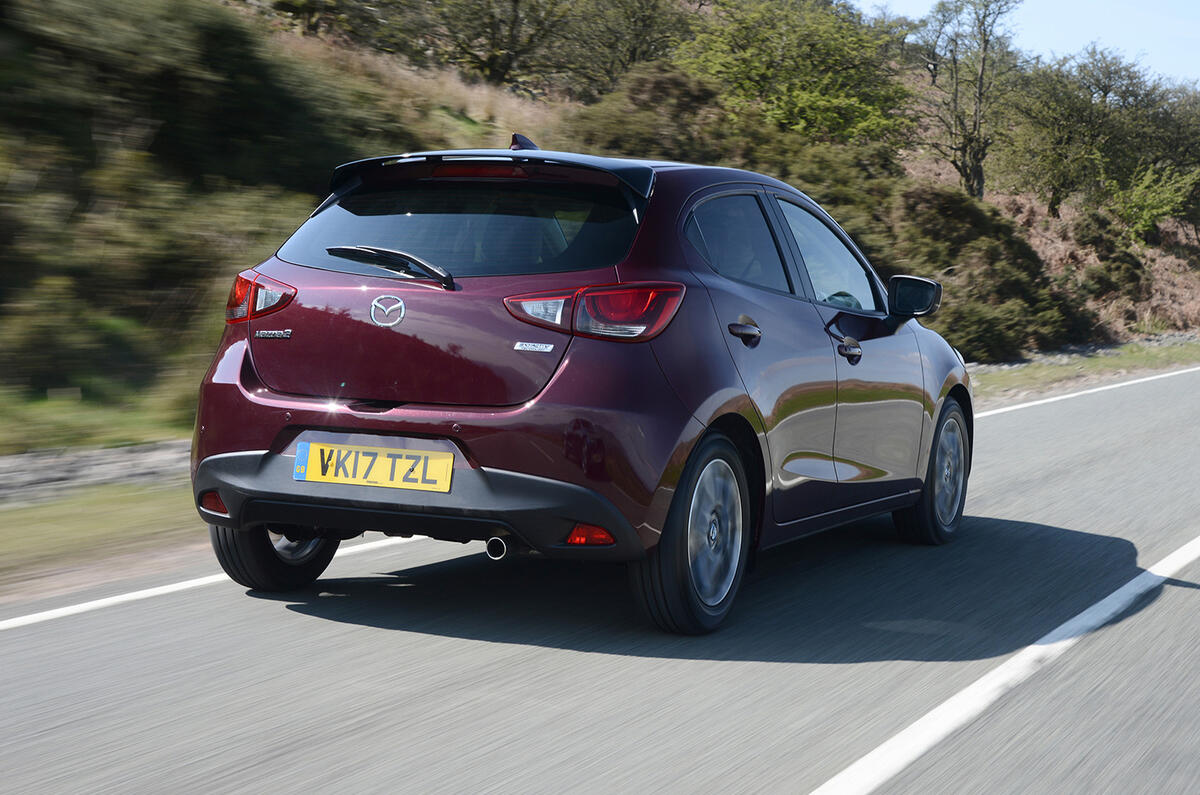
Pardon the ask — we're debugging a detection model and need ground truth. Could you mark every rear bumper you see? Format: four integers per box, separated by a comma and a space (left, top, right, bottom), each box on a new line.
194, 451, 645, 561
193, 330, 706, 555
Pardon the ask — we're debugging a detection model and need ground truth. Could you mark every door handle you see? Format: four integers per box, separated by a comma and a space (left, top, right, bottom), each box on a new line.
836, 336, 863, 364
727, 322, 762, 347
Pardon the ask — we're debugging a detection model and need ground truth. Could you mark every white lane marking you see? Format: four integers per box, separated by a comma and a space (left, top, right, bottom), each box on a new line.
976, 364, 1200, 418
811, 532, 1200, 795
0, 536, 422, 632
5, 364, 1199, 633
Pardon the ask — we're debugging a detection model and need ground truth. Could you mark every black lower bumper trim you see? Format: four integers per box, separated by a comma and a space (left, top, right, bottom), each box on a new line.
193, 451, 644, 561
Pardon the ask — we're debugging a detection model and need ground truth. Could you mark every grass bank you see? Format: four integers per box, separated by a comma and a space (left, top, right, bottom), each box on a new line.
970, 338, 1200, 406
0, 393, 190, 455
0, 484, 200, 590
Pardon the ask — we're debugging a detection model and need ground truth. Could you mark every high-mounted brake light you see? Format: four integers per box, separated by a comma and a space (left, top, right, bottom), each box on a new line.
225, 271, 296, 324
433, 163, 529, 179
505, 283, 684, 341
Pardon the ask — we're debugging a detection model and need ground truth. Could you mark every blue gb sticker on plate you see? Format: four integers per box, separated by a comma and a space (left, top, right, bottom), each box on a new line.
293, 441, 309, 480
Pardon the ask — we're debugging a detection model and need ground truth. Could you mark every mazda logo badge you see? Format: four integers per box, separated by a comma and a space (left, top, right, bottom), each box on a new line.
369, 295, 405, 327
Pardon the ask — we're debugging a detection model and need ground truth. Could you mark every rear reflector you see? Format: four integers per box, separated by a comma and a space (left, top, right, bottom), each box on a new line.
565, 523, 615, 546
199, 490, 228, 514
505, 282, 684, 342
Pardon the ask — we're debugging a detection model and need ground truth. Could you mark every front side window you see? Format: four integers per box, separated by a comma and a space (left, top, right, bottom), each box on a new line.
689, 195, 792, 293
776, 200, 881, 312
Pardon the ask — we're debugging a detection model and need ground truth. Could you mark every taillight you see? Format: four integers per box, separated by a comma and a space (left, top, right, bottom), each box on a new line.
251, 273, 295, 317
225, 272, 296, 324
225, 273, 253, 322
575, 283, 684, 340
503, 290, 576, 333
504, 283, 684, 342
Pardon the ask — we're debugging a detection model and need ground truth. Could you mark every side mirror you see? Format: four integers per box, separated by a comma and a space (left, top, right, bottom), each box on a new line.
888, 275, 942, 318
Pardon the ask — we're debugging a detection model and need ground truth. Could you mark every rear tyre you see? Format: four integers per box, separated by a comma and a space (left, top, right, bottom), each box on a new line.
894, 399, 970, 545
210, 525, 339, 591
629, 433, 751, 634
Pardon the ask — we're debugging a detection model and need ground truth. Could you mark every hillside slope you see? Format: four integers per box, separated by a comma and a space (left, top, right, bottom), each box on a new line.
0, 0, 1196, 454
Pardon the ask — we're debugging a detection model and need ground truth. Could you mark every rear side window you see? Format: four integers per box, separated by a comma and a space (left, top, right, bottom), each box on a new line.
277, 180, 640, 278
689, 195, 791, 293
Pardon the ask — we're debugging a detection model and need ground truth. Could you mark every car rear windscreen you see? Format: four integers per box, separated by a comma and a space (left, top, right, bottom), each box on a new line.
277, 179, 641, 278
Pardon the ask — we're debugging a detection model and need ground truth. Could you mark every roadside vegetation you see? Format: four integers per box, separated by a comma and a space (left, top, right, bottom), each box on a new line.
1, 0, 1198, 453
969, 336, 1200, 405
0, 484, 199, 590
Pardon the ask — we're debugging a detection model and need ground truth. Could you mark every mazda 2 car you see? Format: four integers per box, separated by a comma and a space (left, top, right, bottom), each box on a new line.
192, 139, 972, 634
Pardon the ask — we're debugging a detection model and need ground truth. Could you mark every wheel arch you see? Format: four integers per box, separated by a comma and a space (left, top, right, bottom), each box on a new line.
945, 383, 974, 471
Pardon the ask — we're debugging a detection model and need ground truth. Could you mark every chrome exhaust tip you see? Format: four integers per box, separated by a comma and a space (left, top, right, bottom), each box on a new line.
485, 536, 508, 561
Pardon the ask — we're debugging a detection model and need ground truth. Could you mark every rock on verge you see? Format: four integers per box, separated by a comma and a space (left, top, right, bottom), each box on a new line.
0, 440, 191, 507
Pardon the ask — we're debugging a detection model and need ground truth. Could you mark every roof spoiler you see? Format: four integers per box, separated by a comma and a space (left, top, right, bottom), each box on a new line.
329, 149, 656, 198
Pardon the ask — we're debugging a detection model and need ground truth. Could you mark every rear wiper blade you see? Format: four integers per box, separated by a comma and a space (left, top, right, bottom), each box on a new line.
326, 245, 455, 290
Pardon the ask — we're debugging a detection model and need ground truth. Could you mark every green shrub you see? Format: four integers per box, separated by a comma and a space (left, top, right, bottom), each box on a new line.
1072, 210, 1149, 300
1105, 165, 1200, 242
0, 276, 158, 398
5, 0, 422, 195
567, 62, 731, 164
888, 185, 1093, 361
0, 137, 313, 397
0, 0, 418, 401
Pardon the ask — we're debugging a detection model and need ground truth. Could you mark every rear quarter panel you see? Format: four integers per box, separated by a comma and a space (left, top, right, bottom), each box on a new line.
630, 170, 775, 543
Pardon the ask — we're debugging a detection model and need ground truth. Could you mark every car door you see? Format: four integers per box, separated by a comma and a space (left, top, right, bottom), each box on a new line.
683, 189, 840, 532
770, 195, 926, 509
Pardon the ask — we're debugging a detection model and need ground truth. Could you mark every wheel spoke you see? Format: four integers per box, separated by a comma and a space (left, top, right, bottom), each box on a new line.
931, 416, 965, 527
687, 458, 743, 607
268, 531, 323, 565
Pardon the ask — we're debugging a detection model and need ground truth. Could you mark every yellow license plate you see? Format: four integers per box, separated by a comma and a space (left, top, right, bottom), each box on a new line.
293, 441, 453, 492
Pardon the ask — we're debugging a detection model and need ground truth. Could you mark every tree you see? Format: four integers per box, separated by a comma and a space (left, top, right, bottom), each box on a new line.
994, 60, 1103, 216
1072, 47, 1174, 187
995, 45, 1200, 238
557, 0, 692, 99
677, 0, 911, 143
917, 0, 1021, 199
1162, 86, 1200, 243
428, 0, 575, 86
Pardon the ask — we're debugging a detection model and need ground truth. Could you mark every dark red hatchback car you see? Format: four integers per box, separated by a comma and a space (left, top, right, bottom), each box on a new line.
192, 143, 972, 633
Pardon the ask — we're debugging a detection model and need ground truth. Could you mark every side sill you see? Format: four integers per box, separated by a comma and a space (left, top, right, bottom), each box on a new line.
759, 490, 920, 551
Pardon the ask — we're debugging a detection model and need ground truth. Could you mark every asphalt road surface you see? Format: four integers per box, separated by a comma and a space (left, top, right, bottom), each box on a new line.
3, 368, 1199, 794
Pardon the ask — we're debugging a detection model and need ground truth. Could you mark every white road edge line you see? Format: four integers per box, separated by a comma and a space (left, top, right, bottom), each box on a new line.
975, 364, 1200, 418
811, 532, 1200, 795
0, 536, 422, 632
3, 364, 1198, 634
